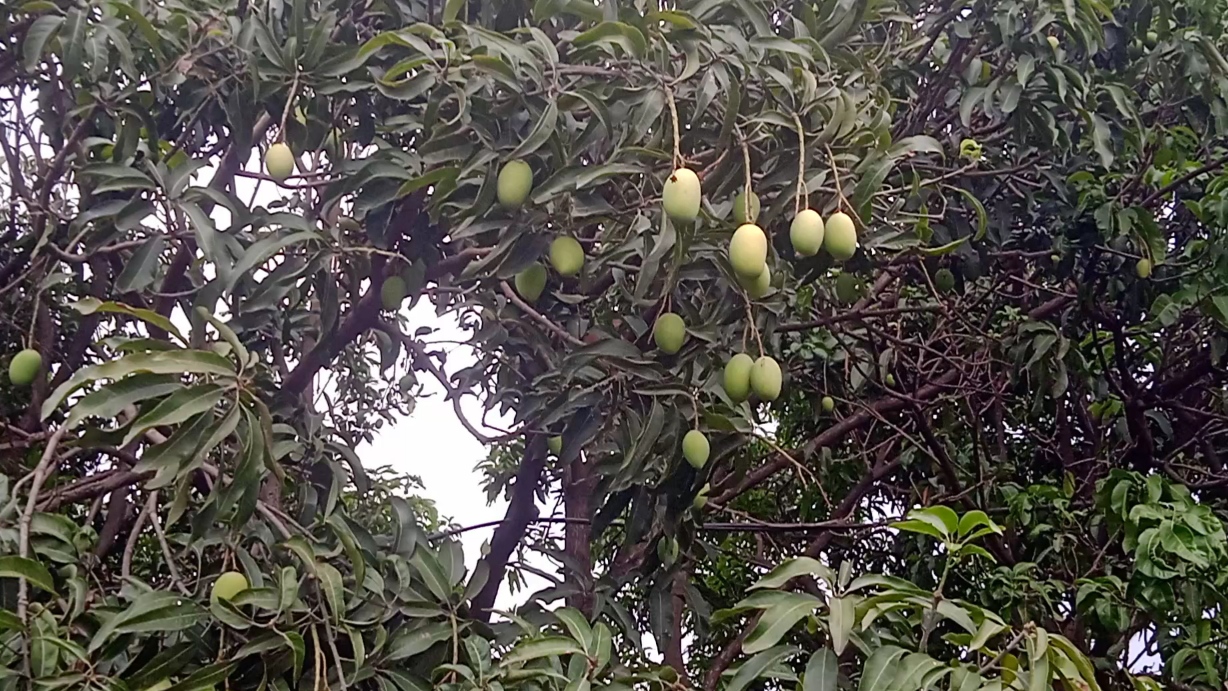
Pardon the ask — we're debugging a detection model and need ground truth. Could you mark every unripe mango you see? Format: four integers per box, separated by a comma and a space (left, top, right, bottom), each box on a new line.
1136, 258, 1152, 279
548, 435, 563, 455
497, 160, 533, 210
212, 571, 248, 603
739, 264, 771, 299
265, 143, 295, 182
934, 268, 955, 293
835, 272, 862, 304
682, 430, 710, 469
724, 353, 754, 402
821, 395, 835, 413
730, 223, 768, 278
653, 312, 687, 354
549, 236, 584, 276
381, 276, 407, 311
8, 349, 41, 387
733, 190, 760, 224
514, 264, 548, 302
751, 356, 782, 401
824, 212, 858, 261
662, 168, 702, 223
790, 209, 825, 257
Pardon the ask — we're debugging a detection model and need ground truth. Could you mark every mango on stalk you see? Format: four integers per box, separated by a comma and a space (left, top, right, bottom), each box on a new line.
549, 236, 584, 276
751, 356, 782, 401
733, 190, 760, 224
497, 160, 533, 210
730, 223, 768, 278
514, 264, 548, 302
724, 353, 754, 402
653, 312, 687, 354
790, 209, 824, 257
662, 168, 702, 223
824, 212, 858, 261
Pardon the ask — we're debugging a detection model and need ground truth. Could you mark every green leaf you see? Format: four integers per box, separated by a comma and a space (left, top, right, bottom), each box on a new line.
742, 592, 823, 654
957, 510, 1002, 538
803, 647, 838, 691
63, 373, 182, 430
386, 622, 454, 661
508, 101, 558, 159
728, 646, 800, 691
409, 548, 452, 602
553, 608, 594, 653
501, 636, 585, 665
828, 594, 856, 655
88, 592, 205, 652
122, 383, 227, 446
71, 297, 185, 342
750, 557, 836, 590
858, 645, 907, 691
0, 556, 56, 593
43, 350, 235, 420
316, 562, 345, 623
115, 235, 166, 293
23, 14, 64, 70
570, 21, 647, 58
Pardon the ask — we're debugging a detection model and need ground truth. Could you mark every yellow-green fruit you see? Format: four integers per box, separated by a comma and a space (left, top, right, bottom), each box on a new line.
653, 312, 687, 354
657, 537, 679, 565
724, 353, 754, 402
740, 264, 771, 299
1136, 258, 1152, 279
497, 160, 533, 210
835, 272, 862, 304
549, 236, 584, 276
548, 435, 563, 455
515, 264, 548, 302
143, 680, 173, 691
934, 268, 956, 293
693, 483, 711, 510
730, 223, 768, 278
381, 276, 407, 311
662, 167, 702, 223
212, 571, 248, 602
682, 430, 710, 469
264, 142, 295, 182
1145, 31, 1158, 49
821, 395, 835, 413
824, 212, 858, 261
733, 190, 760, 225
1047, 35, 1060, 50
884, 373, 896, 387
980, 60, 992, 84
751, 356, 783, 401
790, 209, 825, 257
8, 349, 41, 387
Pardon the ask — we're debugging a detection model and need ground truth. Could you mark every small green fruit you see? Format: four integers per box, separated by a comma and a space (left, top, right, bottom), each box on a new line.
834, 272, 862, 304
548, 435, 563, 455
381, 276, 407, 311
657, 537, 679, 565
739, 264, 771, 299
682, 430, 710, 469
1047, 35, 1060, 50
790, 209, 825, 257
824, 212, 858, 261
1136, 258, 1152, 279
8, 349, 41, 387
514, 264, 548, 302
143, 680, 174, 691
653, 312, 687, 354
264, 142, 295, 182
662, 168, 702, 223
1145, 31, 1158, 49
730, 223, 768, 278
821, 395, 835, 413
884, 373, 896, 387
497, 160, 533, 210
212, 571, 248, 602
934, 268, 955, 293
724, 353, 754, 402
693, 483, 711, 510
751, 356, 782, 401
733, 190, 761, 224
549, 236, 584, 276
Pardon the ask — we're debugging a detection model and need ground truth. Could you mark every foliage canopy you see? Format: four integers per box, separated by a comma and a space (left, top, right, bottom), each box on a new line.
2, 0, 1228, 689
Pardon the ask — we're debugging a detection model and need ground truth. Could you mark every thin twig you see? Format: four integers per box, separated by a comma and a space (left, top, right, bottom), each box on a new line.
17, 425, 70, 674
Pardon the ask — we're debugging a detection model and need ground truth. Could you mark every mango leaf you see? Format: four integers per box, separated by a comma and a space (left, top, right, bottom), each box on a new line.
741, 591, 823, 654
750, 556, 836, 590
43, 350, 235, 420
501, 636, 585, 665
803, 647, 839, 691
122, 383, 227, 445
0, 556, 56, 593
727, 645, 800, 691
858, 645, 907, 691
